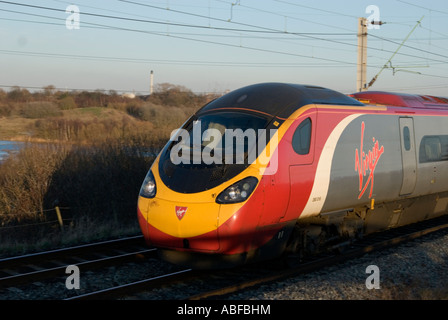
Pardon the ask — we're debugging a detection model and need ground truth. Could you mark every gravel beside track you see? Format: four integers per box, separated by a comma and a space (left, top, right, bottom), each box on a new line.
226, 230, 448, 300
0, 256, 184, 300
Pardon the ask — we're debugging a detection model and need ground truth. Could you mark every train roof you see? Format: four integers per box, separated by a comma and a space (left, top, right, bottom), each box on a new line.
350, 91, 448, 109
197, 83, 364, 119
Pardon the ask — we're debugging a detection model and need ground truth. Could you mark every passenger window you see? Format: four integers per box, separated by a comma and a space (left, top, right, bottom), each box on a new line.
419, 135, 448, 163
403, 126, 411, 151
292, 118, 311, 155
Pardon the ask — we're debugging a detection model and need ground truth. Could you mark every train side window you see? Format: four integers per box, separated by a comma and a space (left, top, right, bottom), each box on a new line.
292, 117, 311, 155
419, 135, 448, 163
403, 126, 411, 151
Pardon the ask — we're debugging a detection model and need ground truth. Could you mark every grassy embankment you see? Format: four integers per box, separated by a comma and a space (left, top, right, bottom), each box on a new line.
0, 84, 217, 256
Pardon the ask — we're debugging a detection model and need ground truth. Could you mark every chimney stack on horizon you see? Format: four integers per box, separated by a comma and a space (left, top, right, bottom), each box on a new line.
150, 70, 154, 95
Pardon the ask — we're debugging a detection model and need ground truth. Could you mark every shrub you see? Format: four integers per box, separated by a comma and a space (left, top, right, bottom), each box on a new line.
0, 89, 6, 102
7, 86, 31, 102
0, 139, 159, 254
57, 96, 77, 110
32, 117, 155, 142
126, 103, 144, 120
21, 101, 62, 119
0, 103, 12, 117
0, 144, 69, 222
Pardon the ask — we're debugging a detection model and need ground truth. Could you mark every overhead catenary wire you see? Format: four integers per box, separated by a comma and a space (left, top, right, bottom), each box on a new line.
0, 0, 354, 35
366, 16, 426, 89
4, 10, 447, 68
397, 0, 448, 15
1, 0, 447, 92
1, 3, 447, 69
0, 2, 365, 68
2, 12, 446, 68
118, 0, 448, 63
2, 0, 447, 65
0, 49, 352, 68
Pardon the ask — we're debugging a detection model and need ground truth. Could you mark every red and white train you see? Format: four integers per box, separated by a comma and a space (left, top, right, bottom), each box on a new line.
137, 83, 448, 268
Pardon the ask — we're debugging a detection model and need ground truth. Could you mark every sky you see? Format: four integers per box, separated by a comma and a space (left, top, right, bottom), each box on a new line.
1, 0, 448, 96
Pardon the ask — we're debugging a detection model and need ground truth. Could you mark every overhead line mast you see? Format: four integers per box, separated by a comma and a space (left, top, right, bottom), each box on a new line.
357, 17, 385, 92
357, 18, 368, 92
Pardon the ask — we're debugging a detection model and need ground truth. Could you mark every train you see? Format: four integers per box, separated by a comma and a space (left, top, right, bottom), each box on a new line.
137, 82, 448, 269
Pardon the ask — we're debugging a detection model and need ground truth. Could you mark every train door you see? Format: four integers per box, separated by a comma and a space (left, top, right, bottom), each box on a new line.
283, 111, 317, 221
399, 117, 417, 195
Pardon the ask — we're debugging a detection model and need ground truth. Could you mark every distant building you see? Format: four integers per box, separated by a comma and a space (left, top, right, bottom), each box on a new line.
122, 92, 136, 99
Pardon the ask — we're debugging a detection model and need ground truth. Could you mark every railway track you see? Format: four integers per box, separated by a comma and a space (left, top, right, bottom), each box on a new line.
67, 215, 448, 300
1, 215, 448, 300
65, 268, 195, 300
0, 235, 153, 289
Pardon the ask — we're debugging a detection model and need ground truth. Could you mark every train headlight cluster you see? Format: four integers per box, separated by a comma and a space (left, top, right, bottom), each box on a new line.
216, 177, 258, 204
139, 170, 157, 198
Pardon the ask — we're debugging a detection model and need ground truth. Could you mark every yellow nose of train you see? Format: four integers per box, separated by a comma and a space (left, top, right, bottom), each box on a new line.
137, 162, 277, 270
138, 161, 221, 251
137, 157, 265, 257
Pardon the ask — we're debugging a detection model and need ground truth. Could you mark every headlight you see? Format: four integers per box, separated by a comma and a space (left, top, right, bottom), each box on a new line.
139, 170, 157, 198
216, 177, 258, 204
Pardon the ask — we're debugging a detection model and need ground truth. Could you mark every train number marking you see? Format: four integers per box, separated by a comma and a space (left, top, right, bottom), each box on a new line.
312, 196, 321, 202
355, 122, 384, 199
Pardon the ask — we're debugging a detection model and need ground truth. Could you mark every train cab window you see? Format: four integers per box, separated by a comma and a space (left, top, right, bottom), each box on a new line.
292, 117, 311, 155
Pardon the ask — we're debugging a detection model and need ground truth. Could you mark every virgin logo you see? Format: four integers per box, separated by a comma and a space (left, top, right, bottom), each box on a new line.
355, 122, 384, 199
175, 206, 188, 220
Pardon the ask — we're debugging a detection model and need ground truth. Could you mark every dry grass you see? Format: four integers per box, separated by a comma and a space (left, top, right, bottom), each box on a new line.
0, 116, 36, 139
0, 139, 157, 256
0, 84, 217, 256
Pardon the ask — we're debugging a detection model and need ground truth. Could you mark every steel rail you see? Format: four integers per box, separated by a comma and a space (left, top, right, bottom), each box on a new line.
0, 235, 153, 288
65, 268, 195, 300
0, 235, 145, 266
